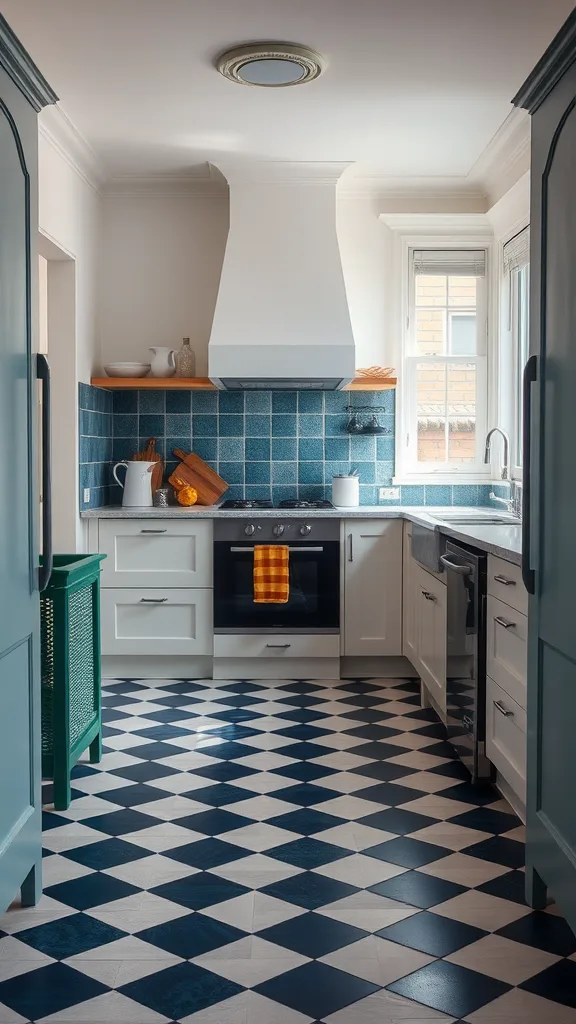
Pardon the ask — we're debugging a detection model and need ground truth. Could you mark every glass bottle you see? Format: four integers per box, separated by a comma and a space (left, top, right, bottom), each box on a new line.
175, 337, 195, 378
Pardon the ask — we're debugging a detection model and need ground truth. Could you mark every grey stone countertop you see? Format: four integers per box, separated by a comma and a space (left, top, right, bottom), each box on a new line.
82, 504, 522, 565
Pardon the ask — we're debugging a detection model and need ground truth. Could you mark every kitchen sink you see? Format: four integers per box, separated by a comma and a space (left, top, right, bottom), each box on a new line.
431, 512, 521, 526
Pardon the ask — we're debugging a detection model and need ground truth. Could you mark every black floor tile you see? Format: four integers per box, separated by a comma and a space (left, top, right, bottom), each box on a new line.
388, 959, 511, 1018
497, 910, 576, 956
370, 869, 466, 909
377, 909, 487, 957
520, 958, 576, 1008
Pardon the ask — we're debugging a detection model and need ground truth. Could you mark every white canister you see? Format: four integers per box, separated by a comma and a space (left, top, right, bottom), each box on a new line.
332, 474, 360, 507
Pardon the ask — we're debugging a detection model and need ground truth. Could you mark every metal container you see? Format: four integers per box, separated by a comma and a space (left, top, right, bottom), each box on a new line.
153, 487, 171, 507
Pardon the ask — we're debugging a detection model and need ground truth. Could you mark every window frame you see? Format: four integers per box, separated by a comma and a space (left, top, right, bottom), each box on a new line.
393, 234, 493, 485
497, 222, 530, 483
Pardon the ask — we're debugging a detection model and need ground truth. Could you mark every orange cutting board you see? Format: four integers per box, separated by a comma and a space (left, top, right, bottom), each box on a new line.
169, 448, 228, 506
132, 437, 164, 492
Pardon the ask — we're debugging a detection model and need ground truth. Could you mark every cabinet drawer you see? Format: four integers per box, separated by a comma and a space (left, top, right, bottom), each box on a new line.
486, 675, 526, 803
214, 634, 340, 659
487, 596, 527, 709
101, 588, 213, 656
99, 520, 212, 588
487, 556, 528, 615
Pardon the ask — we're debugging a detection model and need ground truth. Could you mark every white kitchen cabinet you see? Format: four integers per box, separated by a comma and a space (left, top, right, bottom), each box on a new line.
486, 675, 526, 804
486, 595, 528, 710
99, 519, 212, 589
487, 555, 528, 615
402, 522, 418, 662
101, 588, 213, 656
414, 563, 447, 711
343, 519, 403, 656
214, 634, 340, 659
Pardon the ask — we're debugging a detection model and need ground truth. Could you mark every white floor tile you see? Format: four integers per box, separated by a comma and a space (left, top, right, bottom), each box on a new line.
223, 795, 299, 821
324, 988, 455, 1023
103, 853, 198, 887
320, 934, 434, 986
314, 853, 407, 887
318, 822, 396, 851
223, 823, 300, 852
433, 889, 532, 930
409, 822, 492, 851
419, 852, 510, 887
318, 889, 419, 931
210, 853, 302, 886
465, 987, 576, 1023
35, 990, 171, 1023
445, 932, 561, 984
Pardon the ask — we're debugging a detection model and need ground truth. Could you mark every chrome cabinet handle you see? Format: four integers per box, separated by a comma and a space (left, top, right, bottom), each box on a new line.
493, 574, 515, 586
494, 615, 516, 629
494, 699, 514, 717
141, 529, 167, 534
230, 546, 323, 553
348, 534, 353, 562
422, 590, 436, 601
266, 643, 291, 649
440, 554, 472, 575
140, 597, 168, 603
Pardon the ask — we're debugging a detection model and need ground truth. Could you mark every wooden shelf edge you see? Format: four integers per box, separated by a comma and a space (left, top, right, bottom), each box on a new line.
91, 377, 217, 390
90, 375, 397, 393
344, 376, 397, 391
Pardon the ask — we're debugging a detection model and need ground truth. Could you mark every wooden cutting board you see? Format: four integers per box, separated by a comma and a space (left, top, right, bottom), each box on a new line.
132, 437, 164, 492
169, 448, 228, 506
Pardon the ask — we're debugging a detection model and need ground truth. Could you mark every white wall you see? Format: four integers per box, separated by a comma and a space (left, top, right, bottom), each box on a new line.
100, 190, 229, 375
38, 123, 101, 552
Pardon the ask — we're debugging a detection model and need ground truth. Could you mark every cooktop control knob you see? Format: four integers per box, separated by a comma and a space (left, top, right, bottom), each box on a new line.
244, 524, 256, 536
273, 524, 285, 537
299, 524, 312, 536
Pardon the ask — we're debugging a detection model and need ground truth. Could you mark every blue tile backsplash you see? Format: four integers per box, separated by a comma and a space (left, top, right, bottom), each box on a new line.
78, 383, 113, 510
79, 384, 495, 509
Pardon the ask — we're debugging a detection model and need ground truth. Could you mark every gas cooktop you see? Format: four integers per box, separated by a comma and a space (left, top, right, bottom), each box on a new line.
219, 498, 335, 510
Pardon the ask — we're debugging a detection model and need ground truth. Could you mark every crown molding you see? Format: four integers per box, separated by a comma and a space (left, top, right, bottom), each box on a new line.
379, 211, 492, 234
0, 14, 57, 111
38, 104, 105, 193
104, 166, 228, 197
212, 160, 352, 186
468, 107, 530, 206
339, 174, 486, 202
485, 170, 530, 240
513, 8, 576, 112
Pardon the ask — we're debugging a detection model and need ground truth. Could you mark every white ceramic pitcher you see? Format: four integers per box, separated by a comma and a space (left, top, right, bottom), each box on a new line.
113, 460, 155, 507
149, 346, 176, 378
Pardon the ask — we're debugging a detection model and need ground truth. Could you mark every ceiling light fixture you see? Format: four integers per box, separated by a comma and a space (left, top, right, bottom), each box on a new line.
216, 43, 325, 88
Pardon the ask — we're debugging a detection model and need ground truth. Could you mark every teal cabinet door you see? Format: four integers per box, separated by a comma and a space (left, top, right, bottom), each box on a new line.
0, 17, 56, 914
514, 12, 576, 932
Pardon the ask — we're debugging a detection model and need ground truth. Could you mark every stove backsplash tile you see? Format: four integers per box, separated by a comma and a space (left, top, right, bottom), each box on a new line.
83, 385, 492, 509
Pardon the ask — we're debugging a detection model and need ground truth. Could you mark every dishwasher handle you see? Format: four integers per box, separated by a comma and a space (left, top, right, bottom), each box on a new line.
440, 554, 473, 576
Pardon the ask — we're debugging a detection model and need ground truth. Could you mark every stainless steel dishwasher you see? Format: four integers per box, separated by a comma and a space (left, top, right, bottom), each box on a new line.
440, 540, 491, 781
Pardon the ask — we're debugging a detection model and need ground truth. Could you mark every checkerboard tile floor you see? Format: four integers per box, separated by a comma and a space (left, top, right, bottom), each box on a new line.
2, 678, 575, 1023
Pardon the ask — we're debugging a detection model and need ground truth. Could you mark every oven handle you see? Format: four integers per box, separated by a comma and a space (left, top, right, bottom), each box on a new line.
229, 546, 324, 553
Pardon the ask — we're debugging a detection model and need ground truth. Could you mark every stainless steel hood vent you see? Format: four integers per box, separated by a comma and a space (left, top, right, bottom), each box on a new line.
208, 162, 355, 390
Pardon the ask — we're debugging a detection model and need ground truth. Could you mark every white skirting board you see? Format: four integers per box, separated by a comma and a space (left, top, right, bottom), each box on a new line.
101, 656, 213, 679
212, 657, 341, 680
101, 654, 418, 682
495, 770, 526, 823
340, 656, 416, 679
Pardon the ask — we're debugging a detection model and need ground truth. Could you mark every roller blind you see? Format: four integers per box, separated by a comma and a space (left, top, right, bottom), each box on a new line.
413, 249, 486, 277
502, 226, 530, 274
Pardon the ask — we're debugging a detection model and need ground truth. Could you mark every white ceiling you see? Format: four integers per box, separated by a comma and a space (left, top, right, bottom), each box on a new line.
2, 0, 573, 178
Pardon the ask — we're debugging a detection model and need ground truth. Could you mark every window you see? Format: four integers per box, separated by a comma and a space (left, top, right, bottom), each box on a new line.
400, 248, 489, 479
503, 227, 530, 477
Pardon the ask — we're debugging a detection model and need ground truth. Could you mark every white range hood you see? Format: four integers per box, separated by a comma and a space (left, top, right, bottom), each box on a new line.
209, 162, 355, 390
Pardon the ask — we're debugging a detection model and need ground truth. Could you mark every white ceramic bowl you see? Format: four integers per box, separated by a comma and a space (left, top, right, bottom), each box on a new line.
104, 362, 151, 378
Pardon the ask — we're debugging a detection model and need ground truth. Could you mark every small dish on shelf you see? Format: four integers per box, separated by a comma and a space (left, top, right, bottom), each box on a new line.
104, 362, 151, 378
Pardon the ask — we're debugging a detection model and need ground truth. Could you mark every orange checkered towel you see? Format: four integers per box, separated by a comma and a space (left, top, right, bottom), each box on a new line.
253, 544, 289, 604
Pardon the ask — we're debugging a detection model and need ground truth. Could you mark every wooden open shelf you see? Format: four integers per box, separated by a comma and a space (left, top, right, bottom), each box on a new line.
344, 376, 397, 391
91, 377, 217, 390
91, 374, 397, 392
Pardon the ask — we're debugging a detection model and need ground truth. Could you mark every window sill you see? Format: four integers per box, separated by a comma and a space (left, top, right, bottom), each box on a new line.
393, 473, 493, 487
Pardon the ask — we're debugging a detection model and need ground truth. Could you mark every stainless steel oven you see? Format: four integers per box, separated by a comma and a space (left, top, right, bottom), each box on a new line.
213, 518, 340, 633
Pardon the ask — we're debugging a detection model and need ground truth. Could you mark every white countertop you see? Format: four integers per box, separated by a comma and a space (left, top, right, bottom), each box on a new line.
82, 504, 523, 565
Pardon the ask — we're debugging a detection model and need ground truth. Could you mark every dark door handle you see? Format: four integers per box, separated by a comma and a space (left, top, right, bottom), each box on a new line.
37, 354, 52, 592
522, 355, 537, 593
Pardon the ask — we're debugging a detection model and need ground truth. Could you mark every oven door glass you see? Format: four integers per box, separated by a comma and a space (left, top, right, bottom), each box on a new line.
214, 541, 339, 631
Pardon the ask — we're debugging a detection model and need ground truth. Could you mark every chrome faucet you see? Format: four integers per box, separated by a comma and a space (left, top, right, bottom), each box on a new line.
484, 427, 510, 480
